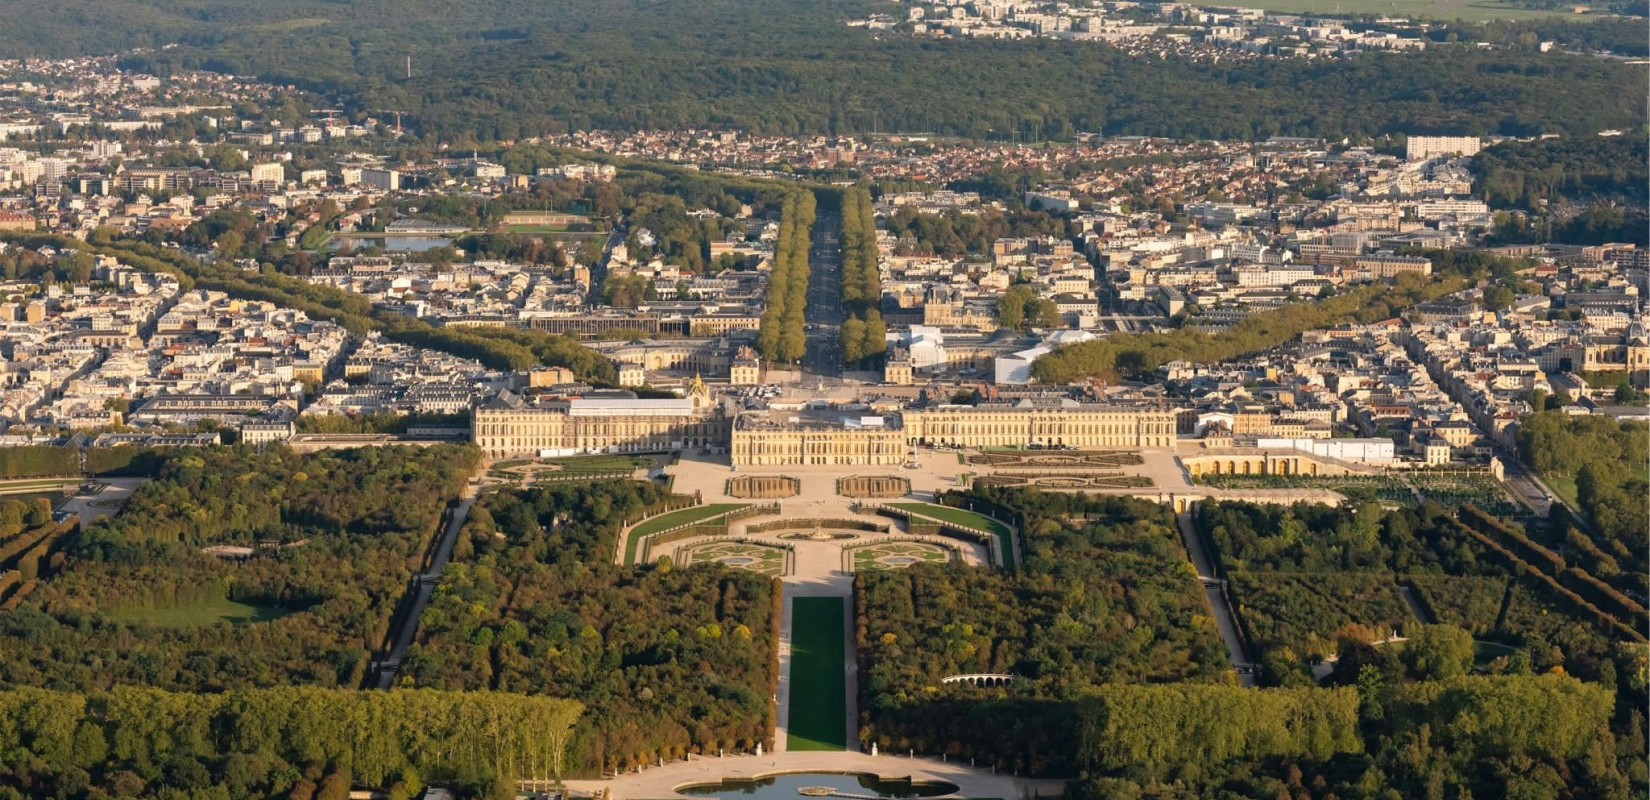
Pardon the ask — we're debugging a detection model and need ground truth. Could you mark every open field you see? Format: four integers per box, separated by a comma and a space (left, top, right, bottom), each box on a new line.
109, 596, 291, 628
1225, 0, 1601, 21
787, 597, 847, 751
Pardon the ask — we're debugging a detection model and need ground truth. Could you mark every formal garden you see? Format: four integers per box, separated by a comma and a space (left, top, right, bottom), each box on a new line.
680, 540, 788, 576
974, 472, 1153, 489
967, 450, 1144, 467
884, 501, 1015, 567
846, 541, 952, 571
485, 454, 650, 485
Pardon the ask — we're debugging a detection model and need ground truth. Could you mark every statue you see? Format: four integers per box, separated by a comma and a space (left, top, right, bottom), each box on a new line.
870, 743, 878, 757
756, 743, 763, 757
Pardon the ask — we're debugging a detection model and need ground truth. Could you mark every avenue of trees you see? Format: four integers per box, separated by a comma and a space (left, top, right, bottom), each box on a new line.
756, 191, 815, 363
0, 685, 581, 799
0, 446, 80, 478
836, 188, 886, 365
0, 444, 477, 693
1032, 269, 1466, 383
399, 482, 779, 776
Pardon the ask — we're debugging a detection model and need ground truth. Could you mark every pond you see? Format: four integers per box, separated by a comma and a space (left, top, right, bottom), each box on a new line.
677, 772, 959, 800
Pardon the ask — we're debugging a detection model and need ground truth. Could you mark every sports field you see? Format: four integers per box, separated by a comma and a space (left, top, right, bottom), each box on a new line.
787, 597, 847, 751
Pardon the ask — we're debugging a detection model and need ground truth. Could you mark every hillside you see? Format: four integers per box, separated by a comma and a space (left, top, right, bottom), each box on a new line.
2, 0, 1645, 142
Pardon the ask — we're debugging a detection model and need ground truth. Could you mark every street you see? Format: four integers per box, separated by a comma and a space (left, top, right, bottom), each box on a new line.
802, 208, 845, 380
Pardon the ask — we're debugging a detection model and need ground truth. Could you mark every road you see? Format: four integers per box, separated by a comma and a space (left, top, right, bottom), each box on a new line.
1494, 445, 1555, 516
1176, 511, 1257, 686
802, 209, 845, 380
372, 486, 478, 689
590, 223, 626, 299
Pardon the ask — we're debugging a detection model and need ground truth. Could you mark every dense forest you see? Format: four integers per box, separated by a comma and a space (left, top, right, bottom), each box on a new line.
1196, 499, 1642, 683
0, 685, 581, 799
855, 491, 1229, 773
882, 205, 1070, 259
0, 1, 1638, 142
852, 489, 1643, 798
398, 482, 779, 776
1475, 136, 1649, 245
1066, 671, 1634, 800
0, 445, 476, 693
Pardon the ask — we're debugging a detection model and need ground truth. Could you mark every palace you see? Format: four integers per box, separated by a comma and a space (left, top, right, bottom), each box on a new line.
903, 400, 1177, 450
731, 414, 907, 467
472, 379, 726, 458
725, 400, 1177, 467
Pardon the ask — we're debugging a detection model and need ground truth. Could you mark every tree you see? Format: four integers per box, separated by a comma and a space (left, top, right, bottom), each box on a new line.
841, 317, 866, 363
316, 771, 350, 800
215, 230, 245, 260
603, 274, 653, 308
997, 287, 1027, 332
861, 309, 887, 359
1483, 284, 1516, 312
1401, 624, 1475, 681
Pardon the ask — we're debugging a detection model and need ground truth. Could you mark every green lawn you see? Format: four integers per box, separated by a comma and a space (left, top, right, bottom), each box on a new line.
623, 503, 747, 563
110, 596, 291, 628
1225, 0, 1596, 21
787, 596, 847, 751
541, 455, 646, 474
887, 502, 1016, 568
1545, 472, 1581, 510
0, 478, 80, 493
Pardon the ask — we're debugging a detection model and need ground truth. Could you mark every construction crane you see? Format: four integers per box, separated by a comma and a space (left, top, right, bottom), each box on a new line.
371, 110, 407, 136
